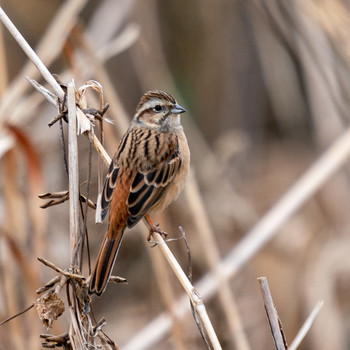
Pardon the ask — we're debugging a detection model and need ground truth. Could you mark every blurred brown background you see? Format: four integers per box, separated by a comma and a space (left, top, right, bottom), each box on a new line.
1, 0, 350, 349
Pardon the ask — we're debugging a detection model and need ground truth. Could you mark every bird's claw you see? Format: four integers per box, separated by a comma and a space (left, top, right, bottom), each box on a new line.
147, 223, 168, 241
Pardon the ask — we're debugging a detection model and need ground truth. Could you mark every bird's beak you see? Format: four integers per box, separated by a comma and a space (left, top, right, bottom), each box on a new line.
171, 103, 186, 114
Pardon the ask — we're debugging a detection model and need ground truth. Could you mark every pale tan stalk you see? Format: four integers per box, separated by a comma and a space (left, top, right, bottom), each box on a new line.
289, 300, 324, 350
258, 277, 287, 350
67, 81, 80, 266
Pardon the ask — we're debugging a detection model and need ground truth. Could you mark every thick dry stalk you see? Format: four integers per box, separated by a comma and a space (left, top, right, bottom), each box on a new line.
67, 81, 80, 266
258, 277, 287, 350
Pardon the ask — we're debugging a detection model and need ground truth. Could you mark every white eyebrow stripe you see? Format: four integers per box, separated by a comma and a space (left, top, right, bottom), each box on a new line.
135, 99, 163, 118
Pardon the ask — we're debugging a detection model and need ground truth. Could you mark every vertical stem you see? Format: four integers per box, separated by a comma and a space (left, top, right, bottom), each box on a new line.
258, 277, 287, 350
67, 81, 80, 267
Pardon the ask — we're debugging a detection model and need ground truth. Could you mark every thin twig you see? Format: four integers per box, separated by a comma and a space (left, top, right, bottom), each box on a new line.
289, 300, 324, 350
258, 277, 288, 350
60, 116, 69, 175
37, 257, 85, 281
36, 276, 61, 294
0, 303, 35, 326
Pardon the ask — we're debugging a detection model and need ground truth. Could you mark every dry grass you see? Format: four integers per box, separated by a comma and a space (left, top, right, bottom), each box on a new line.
1, 1, 350, 349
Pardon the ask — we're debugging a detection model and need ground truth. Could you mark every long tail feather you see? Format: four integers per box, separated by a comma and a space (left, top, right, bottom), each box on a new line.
89, 230, 124, 296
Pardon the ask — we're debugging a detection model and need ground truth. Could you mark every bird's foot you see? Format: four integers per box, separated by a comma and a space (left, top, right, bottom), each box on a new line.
147, 223, 168, 241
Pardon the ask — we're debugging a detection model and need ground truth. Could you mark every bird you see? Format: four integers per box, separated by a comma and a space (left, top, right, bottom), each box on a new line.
89, 90, 190, 296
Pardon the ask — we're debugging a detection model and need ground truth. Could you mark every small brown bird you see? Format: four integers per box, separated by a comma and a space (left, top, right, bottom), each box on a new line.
89, 90, 190, 295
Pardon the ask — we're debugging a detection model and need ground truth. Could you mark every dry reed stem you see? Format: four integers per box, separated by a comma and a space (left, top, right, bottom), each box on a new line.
258, 277, 288, 350
67, 81, 80, 266
258, 280, 323, 350
142, 228, 187, 350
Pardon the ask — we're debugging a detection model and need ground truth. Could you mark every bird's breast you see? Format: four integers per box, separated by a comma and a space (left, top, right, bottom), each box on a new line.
151, 130, 190, 213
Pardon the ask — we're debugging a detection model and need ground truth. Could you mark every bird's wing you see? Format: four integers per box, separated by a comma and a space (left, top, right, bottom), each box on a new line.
100, 130, 182, 225
100, 159, 120, 221
126, 135, 182, 227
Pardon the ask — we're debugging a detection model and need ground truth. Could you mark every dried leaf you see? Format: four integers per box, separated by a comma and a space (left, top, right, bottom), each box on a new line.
38, 191, 69, 199
76, 106, 92, 134
95, 193, 103, 223
36, 293, 65, 329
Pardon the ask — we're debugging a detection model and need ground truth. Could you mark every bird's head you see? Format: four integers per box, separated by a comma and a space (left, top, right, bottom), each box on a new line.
133, 90, 186, 132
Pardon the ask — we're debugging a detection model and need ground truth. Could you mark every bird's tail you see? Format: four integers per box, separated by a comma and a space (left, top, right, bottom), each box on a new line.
89, 229, 124, 296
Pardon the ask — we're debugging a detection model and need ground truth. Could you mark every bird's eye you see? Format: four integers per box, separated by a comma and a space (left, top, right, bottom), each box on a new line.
154, 105, 162, 112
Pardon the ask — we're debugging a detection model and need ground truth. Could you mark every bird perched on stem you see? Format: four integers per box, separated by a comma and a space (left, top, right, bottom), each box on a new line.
89, 90, 190, 296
